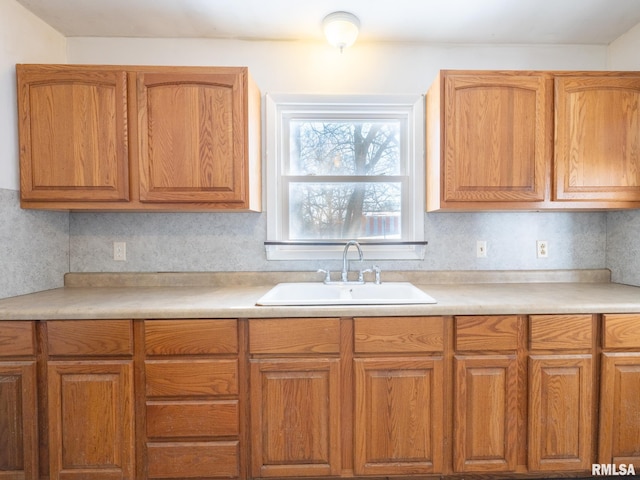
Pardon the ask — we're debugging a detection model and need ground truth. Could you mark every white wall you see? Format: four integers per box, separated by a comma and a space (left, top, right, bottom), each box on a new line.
68, 37, 607, 96
0, 1, 69, 299
0, 0, 67, 190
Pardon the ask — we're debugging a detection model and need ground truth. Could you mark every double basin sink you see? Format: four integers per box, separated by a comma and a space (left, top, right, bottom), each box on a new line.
256, 281, 437, 306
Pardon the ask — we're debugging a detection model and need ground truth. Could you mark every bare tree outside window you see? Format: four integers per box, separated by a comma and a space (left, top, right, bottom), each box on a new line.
288, 120, 402, 239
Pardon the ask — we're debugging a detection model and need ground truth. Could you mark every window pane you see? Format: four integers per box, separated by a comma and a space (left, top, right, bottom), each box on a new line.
288, 120, 401, 176
289, 182, 401, 240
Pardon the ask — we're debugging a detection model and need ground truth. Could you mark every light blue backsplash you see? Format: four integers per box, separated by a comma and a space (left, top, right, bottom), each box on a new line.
606, 210, 640, 286
0, 189, 69, 299
69, 210, 607, 274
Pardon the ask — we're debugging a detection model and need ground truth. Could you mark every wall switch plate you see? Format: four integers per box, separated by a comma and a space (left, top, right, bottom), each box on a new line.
113, 241, 127, 261
536, 240, 548, 258
476, 240, 487, 258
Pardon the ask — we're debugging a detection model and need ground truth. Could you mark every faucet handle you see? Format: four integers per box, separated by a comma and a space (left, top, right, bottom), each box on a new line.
358, 268, 372, 283
372, 265, 382, 284
317, 268, 331, 284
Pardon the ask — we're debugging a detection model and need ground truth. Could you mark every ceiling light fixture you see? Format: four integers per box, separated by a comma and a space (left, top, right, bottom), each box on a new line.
322, 11, 360, 52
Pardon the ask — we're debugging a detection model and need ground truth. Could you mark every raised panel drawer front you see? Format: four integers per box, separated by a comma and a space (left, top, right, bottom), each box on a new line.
147, 441, 239, 479
146, 400, 239, 438
144, 319, 238, 355
354, 316, 444, 353
0, 321, 35, 357
145, 359, 238, 397
248, 318, 340, 354
47, 320, 133, 356
455, 316, 519, 351
603, 314, 640, 349
529, 315, 593, 350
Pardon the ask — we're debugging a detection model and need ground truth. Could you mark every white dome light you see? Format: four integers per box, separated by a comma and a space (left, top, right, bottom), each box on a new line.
322, 11, 360, 52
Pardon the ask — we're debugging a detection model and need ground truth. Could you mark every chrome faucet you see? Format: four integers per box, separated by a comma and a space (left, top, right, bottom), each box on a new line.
341, 240, 363, 282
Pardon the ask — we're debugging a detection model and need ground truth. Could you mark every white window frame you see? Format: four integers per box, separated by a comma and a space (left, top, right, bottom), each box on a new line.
265, 93, 425, 260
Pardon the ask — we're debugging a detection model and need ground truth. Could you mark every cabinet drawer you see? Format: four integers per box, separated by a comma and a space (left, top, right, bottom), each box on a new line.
455, 316, 518, 351
0, 321, 35, 356
145, 319, 238, 355
147, 400, 239, 438
147, 441, 239, 479
529, 315, 593, 350
249, 318, 340, 354
47, 320, 132, 356
145, 359, 238, 397
603, 314, 640, 349
354, 316, 444, 353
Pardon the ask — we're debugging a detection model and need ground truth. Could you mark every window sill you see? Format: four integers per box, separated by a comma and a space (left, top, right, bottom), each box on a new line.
264, 241, 427, 261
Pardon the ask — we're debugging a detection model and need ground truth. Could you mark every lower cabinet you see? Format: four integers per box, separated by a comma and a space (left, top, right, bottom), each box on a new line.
0, 321, 38, 480
47, 361, 134, 480
4, 313, 640, 479
599, 314, 640, 467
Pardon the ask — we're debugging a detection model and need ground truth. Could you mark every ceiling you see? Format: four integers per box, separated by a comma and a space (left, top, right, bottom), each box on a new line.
15, 0, 640, 45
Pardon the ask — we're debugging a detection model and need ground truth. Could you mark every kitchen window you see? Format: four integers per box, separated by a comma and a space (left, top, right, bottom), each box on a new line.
265, 94, 425, 260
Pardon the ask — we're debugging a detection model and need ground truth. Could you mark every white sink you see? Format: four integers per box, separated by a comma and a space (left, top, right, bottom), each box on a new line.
256, 282, 437, 306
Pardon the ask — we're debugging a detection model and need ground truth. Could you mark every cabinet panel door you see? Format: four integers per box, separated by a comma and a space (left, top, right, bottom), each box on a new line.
443, 73, 551, 203
453, 355, 518, 472
137, 71, 247, 204
250, 358, 341, 477
48, 361, 134, 480
0, 361, 38, 480
528, 355, 593, 471
555, 75, 640, 202
17, 65, 129, 202
599, 353, 640, 467
353, 357, 443, 475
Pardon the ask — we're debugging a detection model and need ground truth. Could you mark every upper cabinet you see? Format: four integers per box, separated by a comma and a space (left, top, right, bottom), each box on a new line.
427, 70, 640, 211
17, 64, 261, 212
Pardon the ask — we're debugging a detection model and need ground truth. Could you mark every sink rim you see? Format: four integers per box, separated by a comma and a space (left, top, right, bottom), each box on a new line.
256, 281, 437, 306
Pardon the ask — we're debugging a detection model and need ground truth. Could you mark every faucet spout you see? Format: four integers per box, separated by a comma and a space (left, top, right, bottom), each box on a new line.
342, 240, 363, 282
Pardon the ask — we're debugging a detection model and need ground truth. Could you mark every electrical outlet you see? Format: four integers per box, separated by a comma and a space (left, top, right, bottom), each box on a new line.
536, 240, 548, 258
476, 240, 487, 258
113, 241, 127, 261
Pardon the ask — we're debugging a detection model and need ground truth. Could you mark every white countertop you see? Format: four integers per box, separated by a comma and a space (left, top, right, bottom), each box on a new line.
1, 270, 639, 320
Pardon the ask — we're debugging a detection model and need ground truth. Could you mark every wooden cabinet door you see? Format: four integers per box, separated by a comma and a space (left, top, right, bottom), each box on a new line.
599, 353, 640, 467
0, 361, 38, 480
353, 357, 443, 475
440, 72, 551, 205
250, 358, 341, 477
136, 70, 250, 206
48, 360, 134, 480
453, 354, 518, 472
17, 65, 129, 203
555, 74, 640, 203
528, 354, 593, 471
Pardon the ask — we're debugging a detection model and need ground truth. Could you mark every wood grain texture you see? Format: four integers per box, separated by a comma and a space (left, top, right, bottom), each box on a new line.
529, 315, 593, 350
250, 358, 341, 477
0, 321, 35, 357
353, 357, 443, 475
599, 352, 640, 467
146, 400, 239, 438
354, 316, 444, 353
453, 354, 518, 472
603, 314, 640, 349
145, 359, 238, 397
528, 354, 593, 471
47, 320, 132, 357
146, 441, 239, 479
441, 71, 551, 204
455, 315, 519, 351
144, 319, 238, 355
0, 361, 38, 480
17, 65, 129, 203
248, 318, 340, 354
47, 360, 134, 480
555, 74, 640, 202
